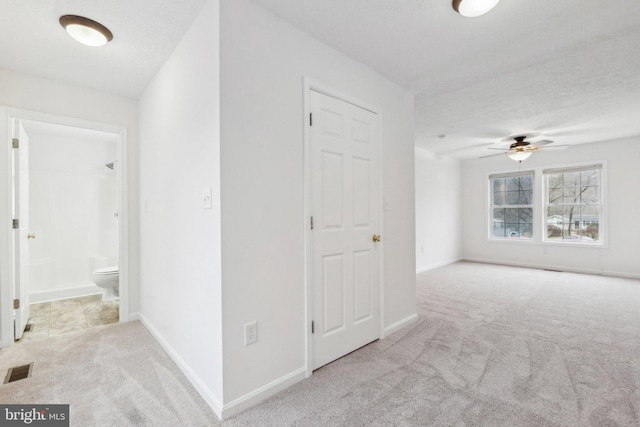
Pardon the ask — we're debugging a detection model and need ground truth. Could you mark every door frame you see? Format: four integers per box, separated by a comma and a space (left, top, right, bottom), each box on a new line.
302, 78, 386, 377
0, 107, 130, 348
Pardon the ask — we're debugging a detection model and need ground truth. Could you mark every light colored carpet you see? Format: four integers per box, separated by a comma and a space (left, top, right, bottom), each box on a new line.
0, 321, 217, 426
2, 262, 640, 426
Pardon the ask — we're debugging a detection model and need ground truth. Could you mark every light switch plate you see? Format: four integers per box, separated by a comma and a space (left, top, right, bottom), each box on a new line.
202, 188, 212, 209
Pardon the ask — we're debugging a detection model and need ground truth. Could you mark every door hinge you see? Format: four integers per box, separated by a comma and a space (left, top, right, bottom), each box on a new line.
12, 138, 19, 149
12, 219, 19, 229
309, 113, 313, 126
310, 216, 314, 230
311, 321, 315, 334
13, 299, 20, 309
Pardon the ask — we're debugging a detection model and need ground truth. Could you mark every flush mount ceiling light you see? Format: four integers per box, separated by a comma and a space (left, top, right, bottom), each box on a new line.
59, 15, 113, 47
452, 0, 501, 17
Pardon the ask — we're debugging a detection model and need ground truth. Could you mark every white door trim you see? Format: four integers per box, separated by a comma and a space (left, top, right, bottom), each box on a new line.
302, 78, 385, 377
0, 107, 130, 348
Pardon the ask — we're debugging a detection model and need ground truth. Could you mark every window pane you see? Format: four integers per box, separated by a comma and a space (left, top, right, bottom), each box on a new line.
519, 223, 533, 239
581, 187, 598, 204
492, 223, 506, 238
581, 170, 599, 187
544, 166, 602, 244
580, 206, 599, 242
518, 190, 533, 205
506, 177, 521, 191
548, 174, 562, 190
518, 208, 533, 223
490, 173, 534, 240
505, 208, 518, 222
563, 172, 580, 187
505, 223, 519, 237
563, 187, 580, 204
506, 191, 520, 205
548, 187, 562, 205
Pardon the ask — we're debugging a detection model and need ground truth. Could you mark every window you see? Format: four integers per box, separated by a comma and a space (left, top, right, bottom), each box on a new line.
489, 171, 534, 240
544, 164, 602, 244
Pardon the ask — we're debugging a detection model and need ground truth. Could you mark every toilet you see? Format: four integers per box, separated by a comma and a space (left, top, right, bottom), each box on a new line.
93, 266, 119, 301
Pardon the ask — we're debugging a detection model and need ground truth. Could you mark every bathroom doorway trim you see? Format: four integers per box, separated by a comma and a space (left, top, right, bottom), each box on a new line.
0, 107, 130, 348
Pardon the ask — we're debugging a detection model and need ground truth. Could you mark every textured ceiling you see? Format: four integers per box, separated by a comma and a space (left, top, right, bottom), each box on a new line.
251, 0, 640, 158
2, 1, 639, 158
0, 0, 207, 98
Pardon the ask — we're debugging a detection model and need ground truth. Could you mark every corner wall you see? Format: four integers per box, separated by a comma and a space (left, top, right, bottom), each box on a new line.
220, 0, 416, 410
415, 148, 462, 272
138, 0, 223, 414
461, 138, 640, 278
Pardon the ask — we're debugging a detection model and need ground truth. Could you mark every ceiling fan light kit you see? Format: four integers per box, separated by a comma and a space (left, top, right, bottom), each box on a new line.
507, 151, 532, 163
480, 136, 570, 163
59, 15, 113, 47
452, 0, 501, 17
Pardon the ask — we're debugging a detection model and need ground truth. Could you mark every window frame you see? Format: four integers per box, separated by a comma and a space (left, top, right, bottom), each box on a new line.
542, 163, 606, 247
487, 170, 536, 243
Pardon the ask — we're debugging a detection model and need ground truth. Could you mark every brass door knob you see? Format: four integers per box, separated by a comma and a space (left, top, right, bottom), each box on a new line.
27, 233, 36, 239
372, 234, 381, 243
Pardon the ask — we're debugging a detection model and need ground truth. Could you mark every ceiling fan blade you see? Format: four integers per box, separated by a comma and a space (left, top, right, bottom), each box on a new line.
530, 140, 554, 147
480, 152, 507, 159
541, 145, 570, 150
487, 148, 510, 151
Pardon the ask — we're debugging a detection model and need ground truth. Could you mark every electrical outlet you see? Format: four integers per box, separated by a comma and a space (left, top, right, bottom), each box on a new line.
244, 321, 257, 346
543, 247, 549, 255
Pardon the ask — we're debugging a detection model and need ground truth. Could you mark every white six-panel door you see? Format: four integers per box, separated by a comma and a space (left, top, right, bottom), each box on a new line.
310, 90, 381, 370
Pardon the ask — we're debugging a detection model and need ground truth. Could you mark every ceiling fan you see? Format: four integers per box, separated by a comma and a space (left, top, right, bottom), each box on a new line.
481, 136, 569, 163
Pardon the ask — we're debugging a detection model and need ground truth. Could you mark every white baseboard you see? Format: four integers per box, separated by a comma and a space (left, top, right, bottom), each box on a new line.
462, 257, 640, 280
221, 367, 307, 420
383, 313, 418, 337
416, 258, 461, 274
30, 283, 102, 304
138, 314, 223, 420
128, 312, 140, 321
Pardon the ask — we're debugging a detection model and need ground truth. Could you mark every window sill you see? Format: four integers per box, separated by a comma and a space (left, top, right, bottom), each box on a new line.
542, 240, 607, 249
487, 237, 538, 244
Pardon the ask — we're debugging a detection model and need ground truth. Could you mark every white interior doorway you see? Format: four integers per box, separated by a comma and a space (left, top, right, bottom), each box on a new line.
304, 83, 384, 372
0, 108, 129, 348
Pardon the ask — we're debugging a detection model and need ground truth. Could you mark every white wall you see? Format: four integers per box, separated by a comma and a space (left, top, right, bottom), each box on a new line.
29, 134, 118, 302
461, 138, 640, 278
220, 0, 416, 408
415, 148, 461, 272
0, 69, 138, 346
138, 0, 223, 415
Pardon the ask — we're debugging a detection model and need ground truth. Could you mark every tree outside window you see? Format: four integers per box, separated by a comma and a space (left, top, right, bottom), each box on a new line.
544, 165, 602, 243
490, 172, 534, 240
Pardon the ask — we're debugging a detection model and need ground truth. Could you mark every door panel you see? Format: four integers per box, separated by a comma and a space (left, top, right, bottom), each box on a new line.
321, 152, 344, 229
353, 250, 372, 323
13, 120, 30, 340
310, 90, 380, 369
322, 254, 345, 334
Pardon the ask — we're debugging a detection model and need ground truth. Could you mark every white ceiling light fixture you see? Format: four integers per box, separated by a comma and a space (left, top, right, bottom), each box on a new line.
452, 0, 501, 18
507, 151, 532, 163
59, 15, 113, 47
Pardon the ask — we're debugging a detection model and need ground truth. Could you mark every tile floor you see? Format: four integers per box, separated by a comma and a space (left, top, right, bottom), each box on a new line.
16, 294, 119, 343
